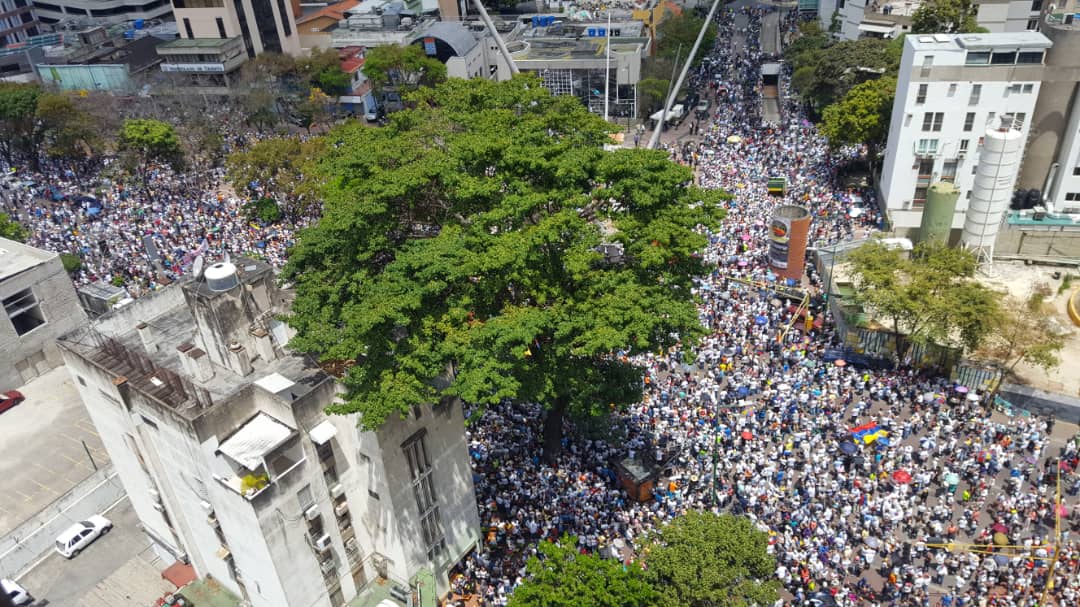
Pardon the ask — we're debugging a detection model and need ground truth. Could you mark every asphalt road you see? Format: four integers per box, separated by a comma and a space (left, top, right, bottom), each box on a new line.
0, 366, 111, 535
16, 498, 149, 607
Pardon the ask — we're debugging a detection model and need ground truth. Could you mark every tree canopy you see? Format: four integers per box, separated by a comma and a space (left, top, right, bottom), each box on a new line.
0, 213, 29, 242
283, 76, 726, 459
845, 241, 1002, 360
911, 0, 984, 34
361, 44, 447, 91
656, 12, 718, 68
642, 512, 780, 607
226, 136, 326, 215
820, 76, 896, 155
976, 294, 1068, 374
117, 118, 184, 193
507, 537, 661, 607
0, 82, 41, 164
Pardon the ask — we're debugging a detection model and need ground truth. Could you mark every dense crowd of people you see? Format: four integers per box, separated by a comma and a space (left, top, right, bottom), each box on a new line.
1, 5, 1078, 607
450, 7, 1080, 607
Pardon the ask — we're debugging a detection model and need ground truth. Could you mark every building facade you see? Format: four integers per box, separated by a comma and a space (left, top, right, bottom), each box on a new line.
0, 237, 88, 388
169, 0, 301, 58
0, 0, 39, 46
823, 0, 1044, 41
879, 32, 1050, 234
29, 0, 171, 25
58, 259, 481, 607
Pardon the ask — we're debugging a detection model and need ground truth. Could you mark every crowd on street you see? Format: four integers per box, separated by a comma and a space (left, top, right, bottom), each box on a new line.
450, 7, 1080, 607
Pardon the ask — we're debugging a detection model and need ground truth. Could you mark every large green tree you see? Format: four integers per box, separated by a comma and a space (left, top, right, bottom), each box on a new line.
0, 82, 42, 164
787, 34, 902, 115
0, 213, 29, 242
362, 44, 446, 92
226, 135, 325, 215
820, 76, 896, 159
911, 0, 983, 34
642, 513, 780, 607
846, 241, 1002, 361
35, 93, 100, 162
508, 537, 661, 607
283, 76, 726, 460
117, 119, 184, 195
656, 12, 718, 68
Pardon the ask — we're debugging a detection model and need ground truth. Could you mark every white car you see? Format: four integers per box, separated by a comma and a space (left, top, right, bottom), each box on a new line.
55, 514, 112, 558
1, 578, 32, 606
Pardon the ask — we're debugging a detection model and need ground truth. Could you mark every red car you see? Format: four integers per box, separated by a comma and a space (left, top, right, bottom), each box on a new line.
0, 391, 25, 414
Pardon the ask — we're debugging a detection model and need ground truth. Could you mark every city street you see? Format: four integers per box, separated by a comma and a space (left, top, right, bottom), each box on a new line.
15, 498, 150, 607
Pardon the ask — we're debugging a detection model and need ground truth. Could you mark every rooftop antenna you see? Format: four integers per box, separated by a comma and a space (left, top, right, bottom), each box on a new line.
192, 255, 205, 280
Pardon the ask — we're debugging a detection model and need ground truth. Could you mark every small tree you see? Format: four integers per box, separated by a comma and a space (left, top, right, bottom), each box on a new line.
245, 197, 282, 224
361, 44, 446, 92
976, 294, 1068, 374
642, 512, 780, 607
35, 93, 99, 162
911, 0, 983, 34
225, 136, 325, 216
117, 119, 184, 195
0, 212, 29, 242
820, 77, 896, 162
508, 537, 662, 607
60, 253, 83, 274
0, 83, 42, 165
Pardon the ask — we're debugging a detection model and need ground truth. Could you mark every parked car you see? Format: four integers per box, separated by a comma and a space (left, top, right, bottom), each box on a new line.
0, 390, 24, 414
1, 578, 32, 606
55, 515, 112, 558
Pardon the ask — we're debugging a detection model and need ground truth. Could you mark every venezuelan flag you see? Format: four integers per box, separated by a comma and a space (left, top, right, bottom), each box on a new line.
850, 422, 880, 443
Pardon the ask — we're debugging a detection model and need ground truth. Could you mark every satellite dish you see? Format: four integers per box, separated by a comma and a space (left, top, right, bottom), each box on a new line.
192, 255, 205, 279
224, 251, 231, 264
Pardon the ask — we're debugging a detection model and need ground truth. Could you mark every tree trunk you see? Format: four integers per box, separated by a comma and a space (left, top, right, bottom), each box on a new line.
542, 394, 569, 465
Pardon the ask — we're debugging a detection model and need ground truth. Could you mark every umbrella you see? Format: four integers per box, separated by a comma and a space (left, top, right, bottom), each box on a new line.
741, 430, 753, 440
955, 386, 969, 394
993, 554, 1010, 566
727, 135, 742, 144
755, 315, 768, 326
738, 260, 748, 267
834, 359, 847, 367
838, 441, 858, 455
892, 470, 913, 484
87, 206, 101, 216
967, 393, 980, 402
992, 522, 1009, 533
993, 532, 1009, 545
740, 234, 751, 241
864, 536, 881, 549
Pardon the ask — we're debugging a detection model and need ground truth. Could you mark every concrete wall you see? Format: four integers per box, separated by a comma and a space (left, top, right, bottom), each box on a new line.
0, 255, 88, 389
994, 222, 1080, 257
999, 383, 1080, 424
0, 465, 126, 578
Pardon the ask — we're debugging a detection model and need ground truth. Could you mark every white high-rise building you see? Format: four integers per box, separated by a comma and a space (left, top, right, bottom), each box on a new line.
820, 0, 1044, 42
58, 259, 481, 607
879, 32, 1050, 234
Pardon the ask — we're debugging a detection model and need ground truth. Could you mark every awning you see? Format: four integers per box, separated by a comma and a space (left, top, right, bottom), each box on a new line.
858, 22, 896, 34
219, 413, 294, 470
309, 420, 338, 446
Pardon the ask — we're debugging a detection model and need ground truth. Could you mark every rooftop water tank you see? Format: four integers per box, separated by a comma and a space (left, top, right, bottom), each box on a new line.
204, 262, 239, 292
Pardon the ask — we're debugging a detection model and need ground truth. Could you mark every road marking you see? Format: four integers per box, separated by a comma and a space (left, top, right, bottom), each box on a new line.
61, 453, 82, 466
59, 432, 83, 445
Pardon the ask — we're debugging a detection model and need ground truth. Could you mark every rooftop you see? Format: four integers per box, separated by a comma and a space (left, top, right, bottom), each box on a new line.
157, 37, 242, 50
296, 0, 361, 24
0, 236, 56, 281
908, 31, 1052, 51
1007, 211, 1080, 227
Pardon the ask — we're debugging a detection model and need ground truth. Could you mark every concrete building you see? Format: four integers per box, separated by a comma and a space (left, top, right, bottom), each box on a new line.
822, 0, 1044, 41
0, 237, 88, 388
58, 258, 481, 607
169, 0, 301, 57
1017, 1, 1080, 214
0, 0, 39, 46
29, 0, 171, 25
879, 32, 1050, 236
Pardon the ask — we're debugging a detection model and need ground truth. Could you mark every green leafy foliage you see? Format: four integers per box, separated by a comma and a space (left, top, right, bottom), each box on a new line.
225, 136, 325, 214
283, 76, 727, 450
117, 119, 184, 193
362, 44, 447, 91
60, 253, 83, 274
35, 93, 99, 160
642, 513, 780, 607
820, 77, 896, 153
976, 294, 1068, 373
846, 241, 1002, 358
911, 0, 982, 34
0, 82, 41, 163
245, 197, 282, 224
508, 537, 662, 607
656, 12, 718, 68
0, 212, 29, 242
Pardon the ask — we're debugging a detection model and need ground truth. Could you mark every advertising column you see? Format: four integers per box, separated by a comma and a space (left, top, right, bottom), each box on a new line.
768, 205, 811, 282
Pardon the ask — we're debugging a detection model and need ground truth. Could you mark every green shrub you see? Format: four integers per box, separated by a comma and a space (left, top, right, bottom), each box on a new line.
60, 253, 83, 274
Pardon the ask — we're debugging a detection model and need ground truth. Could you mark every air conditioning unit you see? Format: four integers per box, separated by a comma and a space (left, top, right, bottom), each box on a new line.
152, 503, 165, 513
320, 559, 336, 574
305, 505, 321, 521
330, 483, 344, 498
1033, 205, 1047, 220
344, 538, 358, 552
148, 489, 160, 502
902, 200, 913, 210
957, 149, 966, 157
315, 534, 333, 552
199, 500, 214, 514
335, 502, 349, 517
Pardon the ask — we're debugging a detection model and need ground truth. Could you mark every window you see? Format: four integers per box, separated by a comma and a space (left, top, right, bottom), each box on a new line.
1017, 51, 1044, 64
216, 16, 226, 38
403, 432, 446, 561
1022, 83, 1034, 93
959, 139, 970, 153
1003, 112, 1027, 126
922, 112, 944, 132
916, 139, 939, 156
992, 51, 1018, 65
965, 51, 990, 65
964, 112, 976, 131
916, 84, 928, 104
969, 84, 981, 105
948, 83, 957, 97
1006, 83, 1022, 95
3, 287, 45, 336
140, 415, 159, 430
921, 55, 934, 76
941, 160, 958, 183
183, 17, 193, 39
1066, 192, 1080, 202
296, 484, 314, 510
1031, 0, 1042, 11
276, 0, 292, 36
913, 186, 929, 205
1073, 166, 1080, 176
1027, 19, 1039, 30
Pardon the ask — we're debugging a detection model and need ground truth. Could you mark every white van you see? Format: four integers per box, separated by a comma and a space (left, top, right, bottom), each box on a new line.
55, 515, 112, 558
1, 579, 32, 606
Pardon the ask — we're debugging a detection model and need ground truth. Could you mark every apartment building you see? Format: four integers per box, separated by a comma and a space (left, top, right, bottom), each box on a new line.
29, 0, 171, 25
58, 258, 481, 607
879, 32, 1050, 234
169, 0, 300, 58
0, 0, 39, 46
821, 0, 1044, 41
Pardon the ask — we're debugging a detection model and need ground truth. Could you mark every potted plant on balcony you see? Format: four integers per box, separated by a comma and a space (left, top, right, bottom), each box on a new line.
240, 473, 269, 496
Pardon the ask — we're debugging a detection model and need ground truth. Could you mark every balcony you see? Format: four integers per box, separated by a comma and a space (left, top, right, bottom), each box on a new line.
214, 412, 306, 500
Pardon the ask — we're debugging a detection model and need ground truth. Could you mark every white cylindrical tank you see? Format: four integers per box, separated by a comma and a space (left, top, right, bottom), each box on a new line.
961, 117, 1025, 250
204, 262, 239, 292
